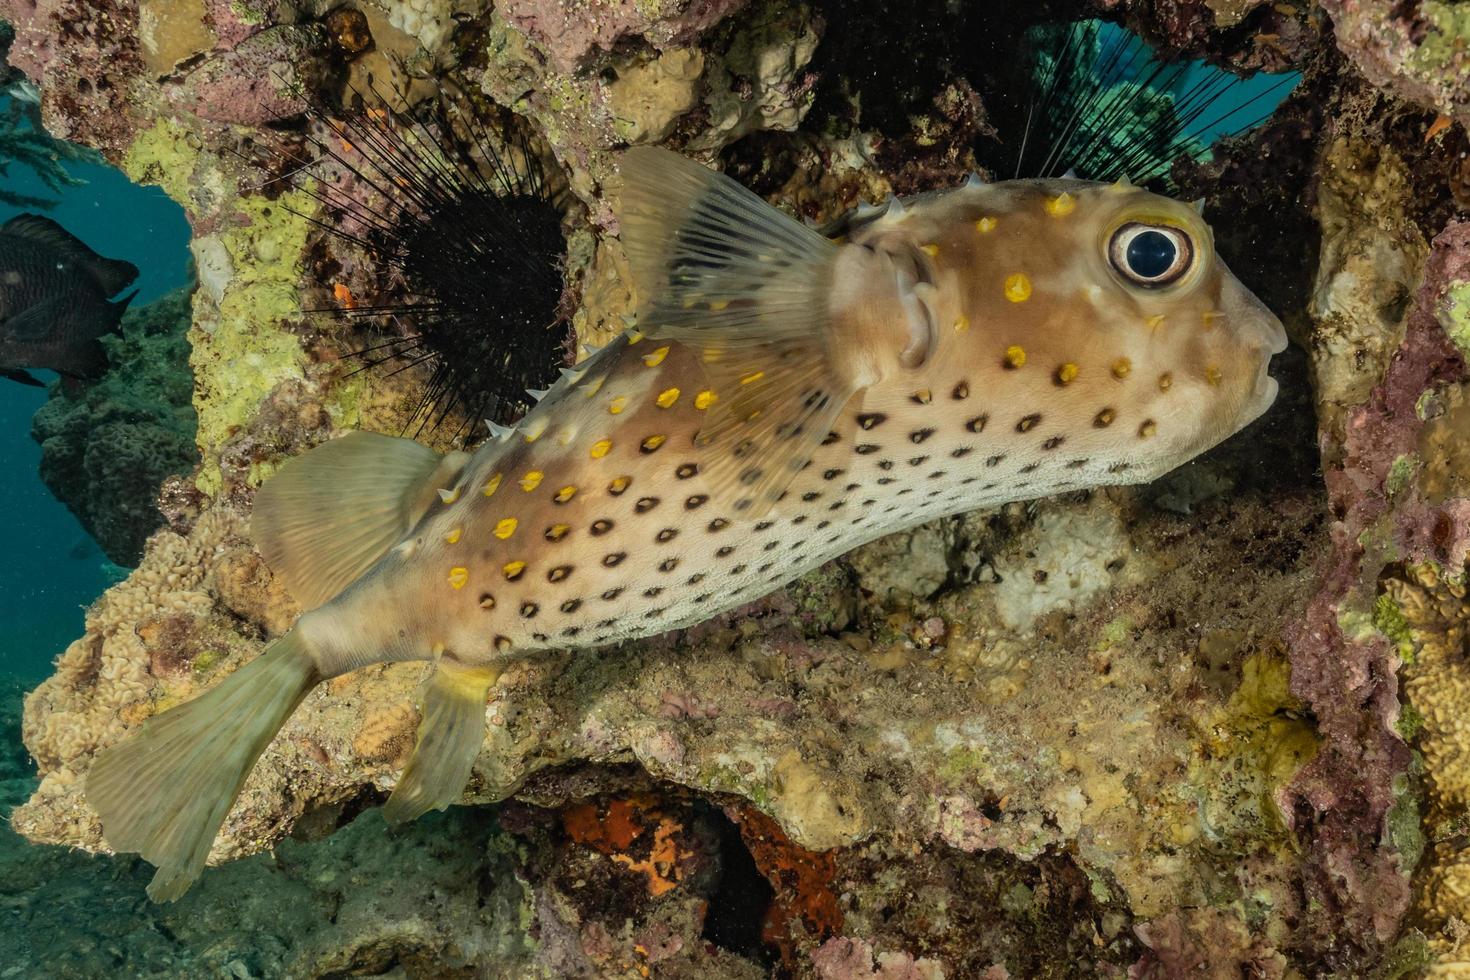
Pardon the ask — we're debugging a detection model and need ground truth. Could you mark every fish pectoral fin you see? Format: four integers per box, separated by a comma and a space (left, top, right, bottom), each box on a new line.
1, 367, 45, 387
382, 656, 499, 827
615, 146, 860, 517
252, 431, 470, 611
3, 297, 63, 340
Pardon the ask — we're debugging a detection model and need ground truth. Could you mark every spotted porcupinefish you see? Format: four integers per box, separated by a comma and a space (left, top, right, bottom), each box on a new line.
0, 214, 138, 387
87, 146, 1287, 900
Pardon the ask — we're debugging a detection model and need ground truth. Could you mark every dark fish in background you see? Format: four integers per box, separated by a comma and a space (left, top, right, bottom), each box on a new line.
0, 213, 139, 387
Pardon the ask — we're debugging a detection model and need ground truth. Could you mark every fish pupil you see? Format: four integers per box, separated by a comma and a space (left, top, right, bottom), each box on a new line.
1126, 231, 1175, 279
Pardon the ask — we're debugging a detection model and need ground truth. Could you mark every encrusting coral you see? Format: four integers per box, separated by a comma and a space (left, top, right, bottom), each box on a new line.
3, 0, 1469, 974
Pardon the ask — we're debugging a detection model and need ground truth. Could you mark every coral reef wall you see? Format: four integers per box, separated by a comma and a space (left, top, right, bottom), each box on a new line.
3, 0, 1469, 974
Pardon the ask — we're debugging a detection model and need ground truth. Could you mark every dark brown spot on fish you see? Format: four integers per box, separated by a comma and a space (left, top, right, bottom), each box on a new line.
1020, 463, 1039, 474
716, 545, 735, 557
1094, 408, 1115, 428
495, 636, 512, 652
635, 496, 660, 513
821, 430, 841, 445
856, 443, 881, 455
687, 572, 706, 584
532, 632, 548, 643
520, 601, 538, 618
560, 598, 581, 613
1108, 462, 1132, 473
952, 381, 969, 400
562, 626, 581, 638
1043, 436, 1064, 450
966, 415, 989, 433
764, 541, 779, 552
643, 587, 663, 598
877, 477, 896, 485
844, 482, 860, 492
641, 434, 666, 453
1067, 459, 1089, 469
695, 593, 712, 603
602, 552, 626, 567
908, 456, 928, 467
685, 494, 708, 509
910, 428, 935, 444
823, 468, 844, 480
676, 462, 698, 479
754, 520, 775, 531
1138, 419, 1157, 438
816, 520, 830, 530
602, 587, 623, 601
802, 491, 821, 502
986, 455, 1005, 467
708, 518, 730, 532
951, 447, 973, 458
911, 389, 932, 405
548, 565, 572, 583
758, 562, 774, 573
609, 476, 632, 495
733, 438, 755, 459
928, 471, 946, 480
792, 515, 807, 524
1017, 414, 1040, 432
878, 460, 894, 471
657, 528, 678, 543
828, 501, 845, 511
731, 564, 747, 575
591, 519, 614, 536
857, 412, 887, 430
478, 594, 495, 610
738, 467, 763, 486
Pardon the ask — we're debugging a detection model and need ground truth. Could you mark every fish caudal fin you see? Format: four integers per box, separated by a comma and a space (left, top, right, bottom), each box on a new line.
85, 633, 321, 902
616, 146, 859, 518
252, 431, 469, 611
382, 657, 500, 826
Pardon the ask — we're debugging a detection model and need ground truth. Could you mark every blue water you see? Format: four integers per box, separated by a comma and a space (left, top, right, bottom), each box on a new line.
0, 153, 191, 682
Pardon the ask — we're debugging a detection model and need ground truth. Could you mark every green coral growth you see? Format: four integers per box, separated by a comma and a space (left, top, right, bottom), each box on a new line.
1414, 2, 1470, 73
1396, 701, 1424, 741
1386, 454, 1421, 497
1373, 593, 1418, 663
1441, 280, 1470, 361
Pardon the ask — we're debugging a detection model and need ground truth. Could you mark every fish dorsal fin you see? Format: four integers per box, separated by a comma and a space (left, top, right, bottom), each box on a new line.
616, 147, 860, 518
252, 431, 469, 610
1, 214, 140, 296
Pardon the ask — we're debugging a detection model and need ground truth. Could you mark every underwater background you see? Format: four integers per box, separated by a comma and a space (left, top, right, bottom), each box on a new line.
0, 0, 1467, 976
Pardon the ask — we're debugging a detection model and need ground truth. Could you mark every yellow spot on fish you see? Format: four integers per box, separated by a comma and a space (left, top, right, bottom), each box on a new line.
740, 370, 765, 385
1139, 420, 1158, 438
554, 485, 577, 503
1202, 311, 1222, 329
912, 388, 932, 404
1145, 313, 1166, 331
953, 315, 970, 334
656, 387, 680, 408
483, 473, 503, 497
503, 561, 526, 580
642, 434, 666, 452
591, 439, 612, 458
703, 347, 724, 363
437, 487, 460, 505
1205, 366, 1222, 386
709, 300, 730, 312
1004, 345, 1027, 369
445, 528, 462, 545
1044, 192, 1076, 217
520, 471, 543, 492
1112, 358, 1132, 380
921, 243, 940, 257
976, 216, 998, 233
556, 426, 577, 446
522, 417, 548, 442
1004, 273, 1032, 303
609, 475, 631, 494
1157, 373, 1173, 392
583, 375, 607, 398
545, 523, 570, 541
643, 345, 670, 367
494, 517, 519, 539
448, 567, 469, 590
608, 395, 628, 415
694, 390, 717, 410
1056, 363, 1079, 385
626, 328, 644, 344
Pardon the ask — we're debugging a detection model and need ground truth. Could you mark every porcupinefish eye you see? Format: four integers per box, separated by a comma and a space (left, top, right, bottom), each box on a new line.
1107, 222, 1193, 288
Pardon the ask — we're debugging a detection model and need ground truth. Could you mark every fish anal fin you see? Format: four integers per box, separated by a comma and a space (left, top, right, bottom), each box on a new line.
251, 432, 468, 611
1, 367, 45, 387
382, 656, 499, 826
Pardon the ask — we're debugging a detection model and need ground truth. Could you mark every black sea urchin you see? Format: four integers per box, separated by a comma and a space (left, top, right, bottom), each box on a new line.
279, 87, 571, 437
